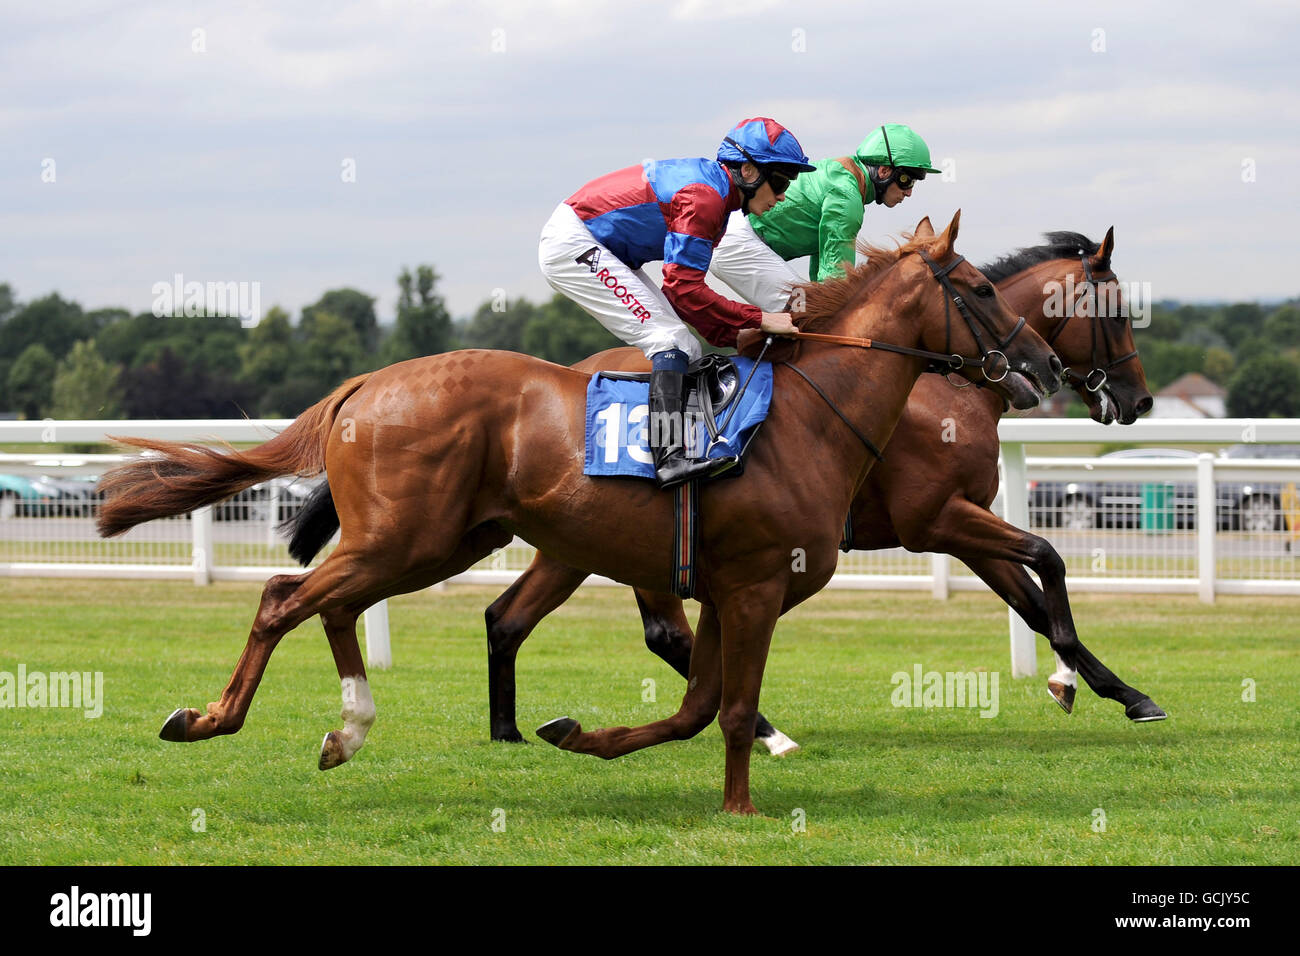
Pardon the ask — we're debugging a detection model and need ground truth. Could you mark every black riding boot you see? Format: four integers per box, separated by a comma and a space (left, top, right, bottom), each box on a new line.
649, 367, 738, 489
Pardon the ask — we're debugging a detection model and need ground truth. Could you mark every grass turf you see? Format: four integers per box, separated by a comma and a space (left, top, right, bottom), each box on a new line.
0, 579, 1295, 865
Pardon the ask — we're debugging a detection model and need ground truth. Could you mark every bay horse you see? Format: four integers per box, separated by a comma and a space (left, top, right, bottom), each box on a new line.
96, 211, 1063, 814
473, 224, 1165, 751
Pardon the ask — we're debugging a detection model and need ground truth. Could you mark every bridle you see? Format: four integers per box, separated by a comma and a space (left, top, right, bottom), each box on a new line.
1046, 255, 1139, 394
785, 251, 1027, 383
772, 250, 1031, 461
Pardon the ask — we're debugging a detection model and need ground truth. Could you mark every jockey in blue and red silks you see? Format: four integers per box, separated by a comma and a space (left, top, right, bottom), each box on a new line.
539, 117, 814, 488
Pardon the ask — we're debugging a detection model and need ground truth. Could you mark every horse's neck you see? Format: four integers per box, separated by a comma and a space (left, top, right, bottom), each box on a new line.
783, 317, 927, 485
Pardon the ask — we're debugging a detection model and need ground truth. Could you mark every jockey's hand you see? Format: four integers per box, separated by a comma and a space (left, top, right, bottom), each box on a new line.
759, 312, 799, 337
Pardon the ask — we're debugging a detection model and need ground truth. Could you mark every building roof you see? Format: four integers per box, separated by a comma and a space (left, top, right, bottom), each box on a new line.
1158, 372, 1227, 400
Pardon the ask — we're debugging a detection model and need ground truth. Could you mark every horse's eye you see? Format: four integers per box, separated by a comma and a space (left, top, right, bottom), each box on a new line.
975, 285, 994, 298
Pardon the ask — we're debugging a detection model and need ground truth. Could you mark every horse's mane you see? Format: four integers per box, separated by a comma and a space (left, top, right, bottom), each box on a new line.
979, 232, 1102, 285
794, 231, 952, 332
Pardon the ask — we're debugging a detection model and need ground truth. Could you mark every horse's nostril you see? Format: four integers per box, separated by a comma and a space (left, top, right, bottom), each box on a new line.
1135, 395, 1153, 416
1049, 354, 1063, 377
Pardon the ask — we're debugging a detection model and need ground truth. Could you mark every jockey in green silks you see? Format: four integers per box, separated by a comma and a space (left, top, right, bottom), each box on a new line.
709, 124, 942, 310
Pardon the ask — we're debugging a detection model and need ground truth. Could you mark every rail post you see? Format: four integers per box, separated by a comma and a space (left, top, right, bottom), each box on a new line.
364, 602, 392, 670
1000, 442, 1037, 677
1197, 453, 1216, 604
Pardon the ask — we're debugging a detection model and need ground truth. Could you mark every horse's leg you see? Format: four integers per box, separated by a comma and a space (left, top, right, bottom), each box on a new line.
162, 514, 505, 745
314, 521, 518, 766
714, 585, 783, 815
537, 603, 724, 758
317, 607, 374, 770
962, 555, 1164, 720
484, 555, 590, 743
920, 497, 1166, 721
952, 553, 1080, 709
160, 567, 337, 742
634, 589, 799, 756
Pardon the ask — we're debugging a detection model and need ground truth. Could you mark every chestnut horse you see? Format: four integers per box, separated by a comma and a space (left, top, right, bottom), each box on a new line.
97, 212, 1062, 814
474, 225, 1165, 752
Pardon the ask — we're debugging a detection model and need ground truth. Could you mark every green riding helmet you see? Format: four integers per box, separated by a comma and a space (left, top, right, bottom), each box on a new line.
856, 124, 942, 174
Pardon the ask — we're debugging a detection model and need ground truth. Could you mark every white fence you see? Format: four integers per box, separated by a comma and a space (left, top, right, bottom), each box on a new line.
2, 417, 1298, 674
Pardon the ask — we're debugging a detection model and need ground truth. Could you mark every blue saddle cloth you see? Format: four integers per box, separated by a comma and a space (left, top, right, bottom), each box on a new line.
583, 358, 773, 478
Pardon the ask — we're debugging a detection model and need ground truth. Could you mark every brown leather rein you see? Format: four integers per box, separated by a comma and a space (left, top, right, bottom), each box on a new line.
745, 251, 1030, 463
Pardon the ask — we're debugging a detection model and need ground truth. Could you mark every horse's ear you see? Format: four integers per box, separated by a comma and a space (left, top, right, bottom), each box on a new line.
914, 216, 935, 238
1096, 225, 1115, 265
937, 209, 961, 253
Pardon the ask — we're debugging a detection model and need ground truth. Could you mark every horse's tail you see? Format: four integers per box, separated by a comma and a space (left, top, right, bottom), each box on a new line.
280, 477, 339, 567
96, 374, 371, 538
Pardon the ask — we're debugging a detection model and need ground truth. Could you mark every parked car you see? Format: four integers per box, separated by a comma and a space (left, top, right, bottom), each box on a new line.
1030, 448, 1225, 531
211, 476, 323, 522
0, 474, 75, 518
36, 475, 101, 517
1217, 444, 1300, 533
1030, 446, 1300, 532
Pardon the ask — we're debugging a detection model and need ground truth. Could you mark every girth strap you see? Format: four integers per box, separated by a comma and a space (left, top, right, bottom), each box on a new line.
781, 360, 885, 462
671, 480, 699, 599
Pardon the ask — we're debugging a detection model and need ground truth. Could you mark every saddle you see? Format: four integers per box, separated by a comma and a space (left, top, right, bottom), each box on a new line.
597, 354, 744, 463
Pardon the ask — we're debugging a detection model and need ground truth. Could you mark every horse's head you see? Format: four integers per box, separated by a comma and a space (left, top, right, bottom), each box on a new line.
1045, 228, 1151, 424
986, 228, 1153, 424
903, 212, 1063, 409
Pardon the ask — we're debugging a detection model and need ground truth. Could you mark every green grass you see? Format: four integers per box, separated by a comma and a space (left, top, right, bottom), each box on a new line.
1, 580, 1296, 865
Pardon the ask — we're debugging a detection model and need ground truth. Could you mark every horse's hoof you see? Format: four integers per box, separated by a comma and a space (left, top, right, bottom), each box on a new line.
758, 729, 800, 756
1126, 698, 1168, 722
159, 707, 192, 742
536, 717, 580, 749
1048, 681, 1076, 714
491, 728, 527, 744
319, 731, 347, 770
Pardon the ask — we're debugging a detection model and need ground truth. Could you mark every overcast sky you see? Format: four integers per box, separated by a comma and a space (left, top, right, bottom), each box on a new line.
2, 0, 1297, 324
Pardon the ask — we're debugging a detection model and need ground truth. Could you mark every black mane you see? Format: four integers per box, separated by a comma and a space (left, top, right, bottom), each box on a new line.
979, 232, 1101, 284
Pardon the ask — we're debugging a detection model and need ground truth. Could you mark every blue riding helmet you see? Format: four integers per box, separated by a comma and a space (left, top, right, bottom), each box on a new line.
717, 118, 817, 173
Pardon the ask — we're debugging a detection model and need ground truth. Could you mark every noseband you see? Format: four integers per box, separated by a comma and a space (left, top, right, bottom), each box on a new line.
917, 251, 1025, 384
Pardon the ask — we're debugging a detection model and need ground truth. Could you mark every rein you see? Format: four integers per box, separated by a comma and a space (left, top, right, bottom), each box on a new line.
774, 250, 1026, 462
785, 253, 1026, 380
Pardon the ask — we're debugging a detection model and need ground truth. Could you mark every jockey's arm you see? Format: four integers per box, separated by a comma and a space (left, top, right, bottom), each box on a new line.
815, 181, 866, 282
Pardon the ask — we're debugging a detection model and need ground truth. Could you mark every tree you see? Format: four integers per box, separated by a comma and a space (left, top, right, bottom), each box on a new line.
122, 347, 252, 419
521, 293, 622, 366
1201, 346, 1235, 386
0, 283, 16, 322
460, 297, 537, 353
1118, 339, 1202, 393
7, 343, 56, 418
0, 293, 93, 361
299, 310, 368, 393
381, 266, 454, 364
94, 311, 169, 368
50, 340, 124, 419
1226, 356, 1300, 417
1263, 304, 1300, 343
302, 289, 379, 354
1177, 325, 1229, 351
1212, 302, 1265, 349
237, 306, 298, 414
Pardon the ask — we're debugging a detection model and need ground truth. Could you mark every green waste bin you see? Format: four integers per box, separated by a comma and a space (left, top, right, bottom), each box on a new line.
1141, 482, 1174, 533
